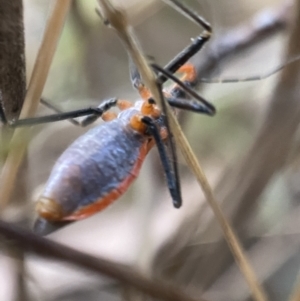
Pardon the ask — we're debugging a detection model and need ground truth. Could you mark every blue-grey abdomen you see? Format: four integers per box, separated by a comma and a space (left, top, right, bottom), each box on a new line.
41, 118, 146, 216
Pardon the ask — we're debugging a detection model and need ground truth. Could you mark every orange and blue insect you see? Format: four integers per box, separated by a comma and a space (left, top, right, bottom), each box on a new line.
32, 61, 214, 235
36, 98, 166, 222
2, 0, 215, 235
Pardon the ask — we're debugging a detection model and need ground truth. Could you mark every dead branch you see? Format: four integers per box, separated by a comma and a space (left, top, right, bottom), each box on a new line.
0, 0, 26, 123
0, 220, 207, 301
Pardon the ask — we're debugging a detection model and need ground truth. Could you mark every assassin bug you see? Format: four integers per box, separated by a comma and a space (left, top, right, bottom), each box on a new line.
1, 0, 219, 235
1, 0, 294, 235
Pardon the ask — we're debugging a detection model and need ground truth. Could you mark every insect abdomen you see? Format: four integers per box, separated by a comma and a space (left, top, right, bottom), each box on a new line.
36, 119, 147, 221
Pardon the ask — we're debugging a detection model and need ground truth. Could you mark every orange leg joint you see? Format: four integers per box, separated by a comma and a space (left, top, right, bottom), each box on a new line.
177, 63, 197, 83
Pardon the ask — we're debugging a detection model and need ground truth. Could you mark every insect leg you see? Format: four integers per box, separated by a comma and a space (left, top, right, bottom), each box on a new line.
42, 97, 121, 124
129, 58, 214, 114
129, 55, 144, 91
40, 97, 81, 126
156, 82, 182, 208
158, 0, 212, 84
128, 55, 155, 100
152, 63, 215, 115
167, 97, 212, 114
129, 0, 211, 98
9, 98, 118, 128
117, 99, 133, 110
142, 115, 182, 208
80, 98, 118, 126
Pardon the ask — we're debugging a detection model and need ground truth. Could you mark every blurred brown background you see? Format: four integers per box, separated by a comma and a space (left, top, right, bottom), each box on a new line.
1, 0, 300, 300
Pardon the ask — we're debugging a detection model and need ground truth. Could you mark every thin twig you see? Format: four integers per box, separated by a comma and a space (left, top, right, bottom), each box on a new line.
169, 107, 268, 301
286, 4, 300, 301
0, 220, 208, 301
146, 3, 293, 282
97, 1, 268, 301
205, 206, 300, 301
0, 0, 72, 211
195, 0, 292, 81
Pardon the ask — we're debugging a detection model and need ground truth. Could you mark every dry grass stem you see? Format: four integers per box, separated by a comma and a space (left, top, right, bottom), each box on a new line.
0, 0, 72, 211
290, 271, 300, 301
285, 3, 300, 301
97, 1, 268, 301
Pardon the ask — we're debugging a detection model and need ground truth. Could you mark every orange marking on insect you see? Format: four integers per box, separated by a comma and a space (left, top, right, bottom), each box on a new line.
102, 111, 117, 121
141, 101, 161, 118
117, 99, 133, 111
178, 63, 197, 82
63, 142, 149, 220
138, 85, 152, 100
130, 114, 147, 134
167, 63, 197, 93
36, 198, 64, 221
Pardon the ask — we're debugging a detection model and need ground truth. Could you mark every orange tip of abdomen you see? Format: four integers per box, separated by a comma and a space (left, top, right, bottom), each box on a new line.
36, 197, 64, 221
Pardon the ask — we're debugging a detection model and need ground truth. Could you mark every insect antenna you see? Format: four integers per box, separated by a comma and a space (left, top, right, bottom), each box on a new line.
199, 54, 300, 83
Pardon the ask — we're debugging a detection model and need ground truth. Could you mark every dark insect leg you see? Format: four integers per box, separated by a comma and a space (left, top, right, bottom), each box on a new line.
168, 63, 198, 98
128, 0, 212, 113
40, 97, 81, 126
129, 55, 182, 200
128, 55, 155, 91
152, 63, 216, 115
136, 0, 213, 207
167, 97, 212, 114
100, 0, 211, 107
156, 82, 182, 208
130, 60, 215, 114
158, 0, 212, 84
142, 114, 182, 208
9, 98, 118, 128
129, 55, 143, 90
163, 0, 211, 31
80, 98, 118, 126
